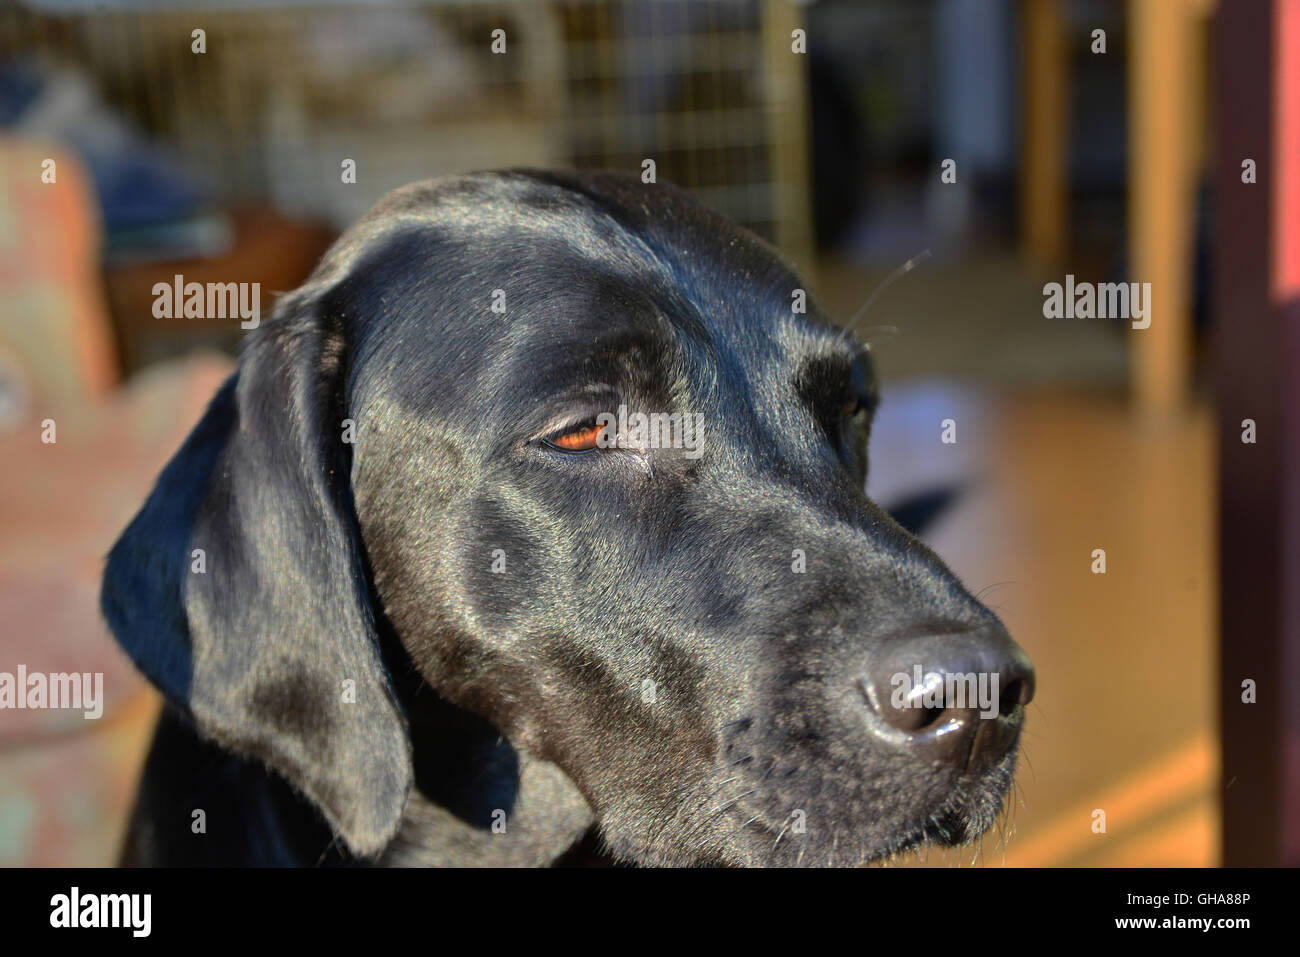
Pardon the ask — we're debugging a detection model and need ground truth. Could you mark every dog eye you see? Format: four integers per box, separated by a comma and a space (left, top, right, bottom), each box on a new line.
544, 418, 603, 453
842, 396, 875, 423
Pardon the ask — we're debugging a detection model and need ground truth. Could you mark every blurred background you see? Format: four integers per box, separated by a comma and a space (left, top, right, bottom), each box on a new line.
0, 0, 1294, 868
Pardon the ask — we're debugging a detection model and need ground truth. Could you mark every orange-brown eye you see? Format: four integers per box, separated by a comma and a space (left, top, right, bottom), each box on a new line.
549, 421, 603, 452
842, 399, 862, 418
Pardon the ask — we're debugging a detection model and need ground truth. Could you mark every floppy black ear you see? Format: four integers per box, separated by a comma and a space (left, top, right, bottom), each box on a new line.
102, 296, 412, 857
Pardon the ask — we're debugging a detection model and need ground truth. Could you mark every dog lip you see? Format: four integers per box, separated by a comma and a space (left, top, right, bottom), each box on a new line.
713, 754, 1014, 865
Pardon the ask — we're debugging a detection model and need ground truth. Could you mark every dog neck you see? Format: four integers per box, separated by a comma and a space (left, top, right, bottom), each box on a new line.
380, 753, 594, 867
381, 644, 597, 866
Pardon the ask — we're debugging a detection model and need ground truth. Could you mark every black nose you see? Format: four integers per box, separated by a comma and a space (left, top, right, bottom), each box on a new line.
856, 626, 1035, 771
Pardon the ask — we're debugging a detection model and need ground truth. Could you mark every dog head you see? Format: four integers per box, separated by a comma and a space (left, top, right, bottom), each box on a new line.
104, 170, 1033, 866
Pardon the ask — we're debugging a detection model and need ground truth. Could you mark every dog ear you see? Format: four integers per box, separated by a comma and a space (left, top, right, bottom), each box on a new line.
101, 294, 412, 857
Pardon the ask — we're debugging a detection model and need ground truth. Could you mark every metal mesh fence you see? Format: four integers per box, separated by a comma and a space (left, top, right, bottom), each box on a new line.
1, 0, 813, 265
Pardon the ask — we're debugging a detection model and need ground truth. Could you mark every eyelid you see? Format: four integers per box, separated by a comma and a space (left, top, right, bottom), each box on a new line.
529, 387, 622, 443
536, 412, 612, 455
540, 414, 598, 441
847, 390, 876, 415
529, 408, 597, 444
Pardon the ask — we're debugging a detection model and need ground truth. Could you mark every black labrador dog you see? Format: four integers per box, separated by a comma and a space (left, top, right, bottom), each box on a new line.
102, 169, 1034, 867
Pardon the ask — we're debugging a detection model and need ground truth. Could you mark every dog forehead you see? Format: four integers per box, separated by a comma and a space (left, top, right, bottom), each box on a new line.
336, 227, 682, 362
344, 169, 802, 306
331, 172, 854, 412
333, 242, 686, 430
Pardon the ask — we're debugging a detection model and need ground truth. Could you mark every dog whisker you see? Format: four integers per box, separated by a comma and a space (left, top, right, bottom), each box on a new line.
316, 837, 342, 867
712, 786, 760, 817
839, 249, 932, 343
972, 580, 1020, 603
705, 776, 740, 799
771, 817, 792, 851
1018, 741, 1037, 782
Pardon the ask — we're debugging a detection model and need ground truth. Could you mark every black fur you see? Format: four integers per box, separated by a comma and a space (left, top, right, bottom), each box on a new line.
103, 169, 1032, 867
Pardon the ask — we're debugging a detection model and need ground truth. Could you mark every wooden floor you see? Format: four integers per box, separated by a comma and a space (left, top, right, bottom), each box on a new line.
868, 384, 1216, 866
10, 245, 1215, 866
87, 384, 1216, 868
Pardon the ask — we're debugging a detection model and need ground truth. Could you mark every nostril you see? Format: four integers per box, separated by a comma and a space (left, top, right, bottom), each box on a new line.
1000, 660, 1036, 715
853, 627, 1035, 777
856, 628, 1036, 741
912, 701, 950, 732
855, 675, 947, 734
855, 673, 970, 736
1000, 679, 1024, 718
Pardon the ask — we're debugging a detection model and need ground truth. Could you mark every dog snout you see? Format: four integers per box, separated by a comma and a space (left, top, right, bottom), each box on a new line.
854, 627, 1035, 770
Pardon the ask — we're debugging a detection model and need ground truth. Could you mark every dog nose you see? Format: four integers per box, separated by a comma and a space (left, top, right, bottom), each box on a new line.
855, 627, 1035, 768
